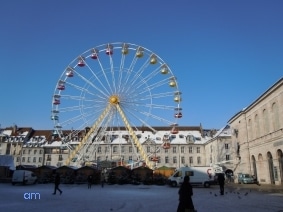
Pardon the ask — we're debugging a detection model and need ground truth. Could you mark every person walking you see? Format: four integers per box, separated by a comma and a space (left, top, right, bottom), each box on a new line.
217, 173, 225, 195
101, 172, 105, 188
87, 175, 93, 189
52, 173, 62, 195
177, 175, 196, 212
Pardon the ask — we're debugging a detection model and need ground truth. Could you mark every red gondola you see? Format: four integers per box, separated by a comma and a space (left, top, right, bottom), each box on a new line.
91, 53, 98, 59
151, 156, 159, 162
77, 58, 85, 67
171, 126, 179, 134
106, 44, 113, 55
66, 70, 74, 77
53, 99, 60, 105
163, 142, 170, 149
57, 85, 65, 90
174, 112, 182, 118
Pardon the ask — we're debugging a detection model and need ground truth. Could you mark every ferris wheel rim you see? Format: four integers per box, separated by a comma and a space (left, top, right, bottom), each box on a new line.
51, 42, 182, 168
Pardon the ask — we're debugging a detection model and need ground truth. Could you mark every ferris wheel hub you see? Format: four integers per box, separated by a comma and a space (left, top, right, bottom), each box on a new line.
109, 95, 119, 104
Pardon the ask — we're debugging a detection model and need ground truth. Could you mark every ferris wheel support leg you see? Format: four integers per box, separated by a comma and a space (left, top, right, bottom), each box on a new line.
65, 104, 111, 166
116, 104, 153, 170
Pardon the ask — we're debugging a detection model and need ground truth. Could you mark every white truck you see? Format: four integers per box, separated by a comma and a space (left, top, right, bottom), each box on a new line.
12, 170, 37, 185
168, 166, 223, 188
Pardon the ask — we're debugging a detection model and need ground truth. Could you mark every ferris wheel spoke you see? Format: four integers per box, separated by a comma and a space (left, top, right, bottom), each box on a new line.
73, 69, 110, 98
122, 56, 151, 94
120, 56, 139, 93
64, 81, 97, 96
117, 54, 127, 94
124, 105, 173, 125
84, 61, 114, 96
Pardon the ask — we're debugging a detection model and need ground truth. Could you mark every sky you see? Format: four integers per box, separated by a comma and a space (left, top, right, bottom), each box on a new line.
0, 0, 282, 130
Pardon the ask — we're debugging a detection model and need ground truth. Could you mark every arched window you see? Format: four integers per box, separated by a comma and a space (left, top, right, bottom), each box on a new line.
272, 102, 280, 131
263, 109, 269, 135
254, 114, 260, 138
248, 118, 253, 140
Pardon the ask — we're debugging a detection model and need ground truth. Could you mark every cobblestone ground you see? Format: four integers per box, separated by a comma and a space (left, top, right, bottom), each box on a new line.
0, 183, 282, 212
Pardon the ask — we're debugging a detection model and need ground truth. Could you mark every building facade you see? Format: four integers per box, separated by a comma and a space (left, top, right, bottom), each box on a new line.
1, 125, 221, 170
228, 77, 283, 185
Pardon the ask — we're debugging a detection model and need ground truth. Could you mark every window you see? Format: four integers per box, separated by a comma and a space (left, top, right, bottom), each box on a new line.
189, 147, 193, 153
129, 156, 132, 161
16, 157, 20, 162
165, 156, 169, 163
34, 150, 37, 154
226, 155, 230, 160
189, 156, 193, 164
98, 147, 101, 153
33, 157, 36, 162
47, 155, 51, 161
121, 146, 125, 153
129, 146, 132, 153
59, 155, 63, 161
196, 147, 200, 153
22, 157, 25, 162
181, 156, 185, 164
272, 102, 280, 131
263, 109, 269, 134
173, 156, 177, 164
28, 157, 31, 163
165, 149, 168, 153
23, 150, 26, 154
181, 146, 185, 153
225, 144, 229, 149
39, 157, 42, 163
197, 157, 201, 164
113, 146, 117, 153
39, 150, 43, 154
147, 146, 151, 153
173, 147, 177, 153
254, 114, 260, 138
28, 150, 31, 154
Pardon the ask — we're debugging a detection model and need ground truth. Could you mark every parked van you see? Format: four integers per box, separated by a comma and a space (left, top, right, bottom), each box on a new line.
168, 166, 223, 188
12, 170, 37, 185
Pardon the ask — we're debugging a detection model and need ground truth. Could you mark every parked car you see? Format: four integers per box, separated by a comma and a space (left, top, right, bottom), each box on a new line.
237, 173, 254, 184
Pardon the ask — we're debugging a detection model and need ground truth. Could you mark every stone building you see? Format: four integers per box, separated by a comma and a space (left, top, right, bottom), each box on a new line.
228, 77, 283, 185
204, 125, 235, 174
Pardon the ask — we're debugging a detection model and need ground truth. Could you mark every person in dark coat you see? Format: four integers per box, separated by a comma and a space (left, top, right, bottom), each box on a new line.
87, 175, 93, 189
177, 175, 196, 212
52, 173, 62, 195
217, 173, 225, 195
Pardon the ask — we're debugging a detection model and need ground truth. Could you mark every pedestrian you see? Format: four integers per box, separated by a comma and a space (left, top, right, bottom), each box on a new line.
217, 173, 225, 195
87, 175, 93, 189
177, 175, 196, 212
52, 173, 62, 195
101, 172, 105, 188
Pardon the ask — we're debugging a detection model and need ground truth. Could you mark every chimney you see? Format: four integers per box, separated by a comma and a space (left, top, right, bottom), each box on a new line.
12, 124, 18, 134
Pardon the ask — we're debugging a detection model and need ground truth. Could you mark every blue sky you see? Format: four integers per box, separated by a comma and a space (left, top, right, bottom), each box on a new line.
0, 0, 282, 130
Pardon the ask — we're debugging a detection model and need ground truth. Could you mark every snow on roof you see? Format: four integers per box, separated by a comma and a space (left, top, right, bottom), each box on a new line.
43, 141, 62, 147
1, 130, 12, 136
213, 125, 232, 138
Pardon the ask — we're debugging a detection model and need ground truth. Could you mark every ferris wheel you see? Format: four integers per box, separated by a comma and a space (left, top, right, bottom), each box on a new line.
51, 42, 182, 169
